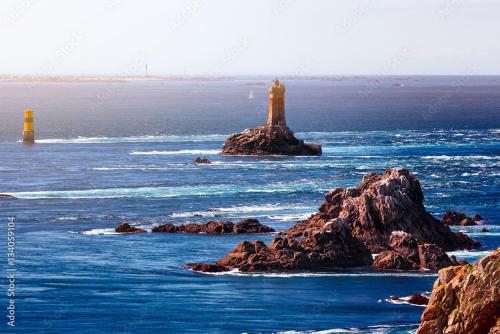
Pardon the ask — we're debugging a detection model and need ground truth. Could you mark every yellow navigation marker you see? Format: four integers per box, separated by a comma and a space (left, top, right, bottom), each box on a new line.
23, 109, 35, 144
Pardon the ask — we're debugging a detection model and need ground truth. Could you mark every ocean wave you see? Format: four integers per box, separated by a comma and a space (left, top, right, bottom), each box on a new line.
275, 324, 419, 334
197, 268, 437, 278
171, 204, 314, 219
447, 249, 494, 259
385, 295, 428, 307
34, 134, 226, 144
421, 155, 499, 161
7, 181, 330, 199
130, 149, 221, 155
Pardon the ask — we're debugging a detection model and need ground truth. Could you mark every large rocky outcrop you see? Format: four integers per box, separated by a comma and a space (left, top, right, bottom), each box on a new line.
187, 219, 373, 272
373, 231, 459, 271
221, 125, 321, 156
286, 168, 479, 252
417, 248, 500, 334
152, 219, 274, 234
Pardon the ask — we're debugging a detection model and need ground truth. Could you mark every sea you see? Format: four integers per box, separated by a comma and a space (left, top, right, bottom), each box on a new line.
0, 76, 499, 333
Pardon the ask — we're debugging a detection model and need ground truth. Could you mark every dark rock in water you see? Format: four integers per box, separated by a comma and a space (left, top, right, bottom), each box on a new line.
0, 194, 16, 199
373, 231, 456, 271
417, 247, 500, 334
186, 263, 229, 273
115, 223, 146, 234
389, 294, 429, 306
286, 168, 480, 252
151, 223, 177, 233
152, 219, 274, 234
442, 211, 483, 226
194, 157, 211, 164
481, 227, 490, 233
190, 219, 373, 273
408, 294, 430, 306
221, 125, 321, 156
233, 218, 274, 233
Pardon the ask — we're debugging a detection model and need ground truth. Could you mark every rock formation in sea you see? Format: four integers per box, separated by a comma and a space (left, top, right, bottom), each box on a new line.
152, 219, 274, 234
188, 168, 481, 273
286, 168, 480, 252
417, 248, 499, 334
115, 223, 146, 234
187, 218, 373, 272
441, 211, 484, 226
221, 79, 321, 156
373, 231, 460, 271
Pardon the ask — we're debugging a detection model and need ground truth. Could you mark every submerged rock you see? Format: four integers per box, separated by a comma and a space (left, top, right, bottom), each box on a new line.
189, 219, 373, 272
286, 168, 480, 252
152, 219, 274, 234
221, 125, 321, 156
194, 157, 211, 164
417, 247, 500, 334
442, 211, 484, 226
115, 223, 146, 234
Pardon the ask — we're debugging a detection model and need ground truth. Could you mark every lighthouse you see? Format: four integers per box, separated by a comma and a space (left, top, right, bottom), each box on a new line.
23, 109, 35, 144
267, 79, 286, 127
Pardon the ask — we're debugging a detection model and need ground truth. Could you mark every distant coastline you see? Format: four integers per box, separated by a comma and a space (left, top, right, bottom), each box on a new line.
0, 75, 235, 83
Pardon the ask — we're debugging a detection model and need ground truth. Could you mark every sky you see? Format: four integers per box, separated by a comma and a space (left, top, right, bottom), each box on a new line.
0, 0, 499, 76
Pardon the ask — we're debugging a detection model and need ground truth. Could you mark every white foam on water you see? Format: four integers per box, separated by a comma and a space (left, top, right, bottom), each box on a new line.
81, 228, 119, 236
385, 296, 426, 307
35, 134, 226, 144
447, 249, 494, 259
274, 323, 419, 334
130, 149, 221, 155
8, 181, 329, 199
268, 213, 314, 221
52, 216, 79, 221
197, 269, 437, 278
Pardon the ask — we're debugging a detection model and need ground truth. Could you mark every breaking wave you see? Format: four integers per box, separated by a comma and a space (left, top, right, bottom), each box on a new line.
34, 134, 226, 144
7, 181, 331, 199
130, 149, 221, 155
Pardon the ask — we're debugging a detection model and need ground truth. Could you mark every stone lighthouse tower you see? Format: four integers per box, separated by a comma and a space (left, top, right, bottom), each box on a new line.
267, 79, 286, 127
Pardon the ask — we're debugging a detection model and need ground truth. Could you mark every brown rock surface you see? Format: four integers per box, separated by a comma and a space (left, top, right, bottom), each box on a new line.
115, 223, 146, 234
286, 168, 480, 252
151, 219, 274, 234
417, 248, 500, 334
221, 125, 321, 156
188, 219, 373, 272
442, 211, 483, 226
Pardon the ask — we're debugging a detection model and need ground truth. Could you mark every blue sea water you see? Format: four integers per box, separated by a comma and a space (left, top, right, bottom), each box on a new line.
0, 77, 499, 333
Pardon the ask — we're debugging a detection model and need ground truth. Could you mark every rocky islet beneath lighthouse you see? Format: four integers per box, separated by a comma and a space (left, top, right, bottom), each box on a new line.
222, 79, 322, 156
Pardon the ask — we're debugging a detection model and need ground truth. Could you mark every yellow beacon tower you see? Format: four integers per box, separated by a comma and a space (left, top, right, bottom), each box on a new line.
23, 109, 35, 144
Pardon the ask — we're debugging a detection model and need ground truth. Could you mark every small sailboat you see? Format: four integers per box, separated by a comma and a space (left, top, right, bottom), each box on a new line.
248, 90, 254, 100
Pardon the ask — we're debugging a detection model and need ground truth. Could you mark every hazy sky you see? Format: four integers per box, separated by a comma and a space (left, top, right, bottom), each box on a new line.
1, 0, 499, 76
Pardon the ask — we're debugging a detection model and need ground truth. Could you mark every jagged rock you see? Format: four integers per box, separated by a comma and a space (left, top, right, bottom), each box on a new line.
481, 227, 490, 233
115, 223, 146, 234
151, 219, 274, 234
373, 231, 456, 271
186, 263, 229, 273
221, 125, 321, 156
194, 157, 211, 164
188, 219, 373, 272
286, 168, 480, 252
417, 248, 500, 334
442, 211, 483, 226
